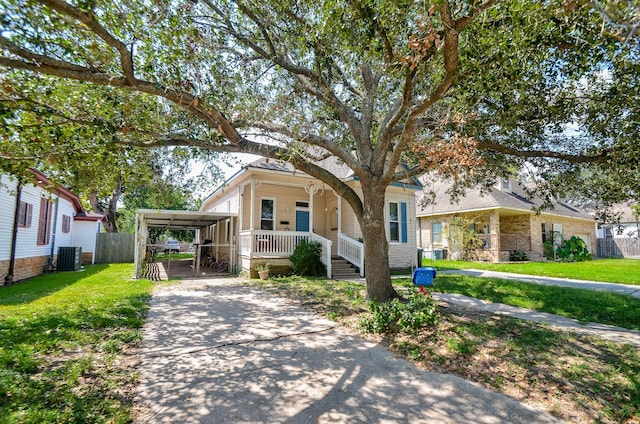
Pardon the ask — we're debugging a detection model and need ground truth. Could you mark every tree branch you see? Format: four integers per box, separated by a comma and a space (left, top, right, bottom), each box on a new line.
39, 0, 137, 85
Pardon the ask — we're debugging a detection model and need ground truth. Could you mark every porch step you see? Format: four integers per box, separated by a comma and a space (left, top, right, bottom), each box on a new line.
331, 258, 360, 279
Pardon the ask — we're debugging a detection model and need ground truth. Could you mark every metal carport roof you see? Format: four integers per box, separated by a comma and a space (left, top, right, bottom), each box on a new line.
137, 209, 236, 230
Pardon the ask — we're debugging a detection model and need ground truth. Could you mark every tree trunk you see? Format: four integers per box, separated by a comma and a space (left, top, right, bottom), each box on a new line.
88, 182, 123, 233
360, 183, 400, 302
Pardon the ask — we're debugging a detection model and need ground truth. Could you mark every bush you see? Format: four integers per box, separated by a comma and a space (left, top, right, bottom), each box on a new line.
289, 240, 324, 276
359, 291, 439, 334
509, 250, 529, 261
556, 236, 592, 262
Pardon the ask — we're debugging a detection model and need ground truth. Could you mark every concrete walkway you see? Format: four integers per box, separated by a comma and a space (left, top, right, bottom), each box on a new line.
135, 277, 559, 423
432, 292, 640, 347
440, 269, 640, 298
405, 269, 640, 347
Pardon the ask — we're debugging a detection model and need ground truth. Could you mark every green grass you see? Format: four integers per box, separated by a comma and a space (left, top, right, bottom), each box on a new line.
250, 275, 640, 423
154, 252, 193, 261
424, 258, 640, 285
0, 264, 153, 423
396, 273, 640, 330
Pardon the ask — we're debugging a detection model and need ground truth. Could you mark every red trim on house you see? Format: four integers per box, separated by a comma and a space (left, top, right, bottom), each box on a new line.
28, 168, 84, 213
74, 214, 107, 222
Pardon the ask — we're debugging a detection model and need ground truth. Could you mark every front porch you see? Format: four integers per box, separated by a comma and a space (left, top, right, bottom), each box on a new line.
237, 230, 364, 278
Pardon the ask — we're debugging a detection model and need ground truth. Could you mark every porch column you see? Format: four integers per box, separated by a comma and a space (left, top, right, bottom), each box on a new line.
490, 210, 500, 262
250, 181, 255, 231
305, 182, 319, 234
337, 195, 342, 234
230, 216, 235, 273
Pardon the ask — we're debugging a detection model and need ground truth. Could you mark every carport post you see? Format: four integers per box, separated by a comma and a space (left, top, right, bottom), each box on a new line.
194, 243, 201, 276
134, 211, 148, 279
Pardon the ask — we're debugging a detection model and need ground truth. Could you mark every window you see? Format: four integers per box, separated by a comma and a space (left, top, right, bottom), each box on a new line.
62, 214, 71, 233
260, 199, 274, 230
541, 223, 547, 243
552, 223, 563, 246
18, 201, 33, 227
37, 198, 53, 245
432, 222, 443, 244
604, 226, 613, 239
388, 202, 408, 243
389, 203, 399, 242
502, 179, 510, 190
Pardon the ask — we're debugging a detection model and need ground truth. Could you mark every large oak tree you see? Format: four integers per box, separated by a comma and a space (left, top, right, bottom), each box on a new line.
1, 0, 638, 301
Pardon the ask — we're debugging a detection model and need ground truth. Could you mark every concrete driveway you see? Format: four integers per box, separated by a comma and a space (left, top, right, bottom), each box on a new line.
135, 277, 559, 423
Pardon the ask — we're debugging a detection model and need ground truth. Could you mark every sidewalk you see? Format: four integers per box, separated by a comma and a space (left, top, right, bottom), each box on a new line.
401, 269, 640, 347
135, 277, 559, 423
439, 269, 640, 298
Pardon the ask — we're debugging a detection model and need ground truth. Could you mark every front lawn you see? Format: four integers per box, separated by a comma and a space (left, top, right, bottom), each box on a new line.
250, 275, 640, 423
425, 258, 640, 285
0, 264, 153, 423
395, 274, 640, 330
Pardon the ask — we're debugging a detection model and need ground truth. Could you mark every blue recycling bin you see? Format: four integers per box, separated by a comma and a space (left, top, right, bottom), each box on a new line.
412, 267, 436, 291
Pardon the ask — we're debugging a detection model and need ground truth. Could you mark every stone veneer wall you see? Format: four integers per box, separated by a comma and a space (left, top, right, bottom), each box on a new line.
1, 255, 52, 285
418, 211, 594, 263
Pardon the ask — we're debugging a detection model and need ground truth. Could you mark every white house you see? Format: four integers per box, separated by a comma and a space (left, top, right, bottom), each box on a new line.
1, 170, 105, 284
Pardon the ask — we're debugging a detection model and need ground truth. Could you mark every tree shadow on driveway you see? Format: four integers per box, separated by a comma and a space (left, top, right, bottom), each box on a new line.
135, 278, 559, 424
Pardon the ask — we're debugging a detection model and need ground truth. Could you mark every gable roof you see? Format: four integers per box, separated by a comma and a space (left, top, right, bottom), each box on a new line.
203, 156, 422, 203
417, 178, 593, 221
28, 169, 85, 213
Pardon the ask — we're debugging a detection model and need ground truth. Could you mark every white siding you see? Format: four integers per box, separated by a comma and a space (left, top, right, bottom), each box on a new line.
0, 175, 19, 260
202, 185, 241, 214
54, 198, 76, 249
1, 174, 79, 261
385, 187, 419, 269
72, 221, 101, 262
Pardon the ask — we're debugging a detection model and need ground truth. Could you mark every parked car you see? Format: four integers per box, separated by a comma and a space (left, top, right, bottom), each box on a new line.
163, 240, 181, 254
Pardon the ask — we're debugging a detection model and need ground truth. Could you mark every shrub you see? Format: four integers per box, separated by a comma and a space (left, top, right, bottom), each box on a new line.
289, 240, 324, 276
359, 291, 439, 334
509, 250, 529, 261
556, 236, 592, 262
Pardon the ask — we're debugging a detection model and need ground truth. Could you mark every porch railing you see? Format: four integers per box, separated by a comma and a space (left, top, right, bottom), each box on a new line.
238, 230, 333, 277
239, 230, 309, 256
310, 233, 332, 278
338, 233, 364, 277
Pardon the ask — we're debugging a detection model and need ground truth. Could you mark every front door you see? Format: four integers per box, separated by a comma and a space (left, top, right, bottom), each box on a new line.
295, 209, 310, 232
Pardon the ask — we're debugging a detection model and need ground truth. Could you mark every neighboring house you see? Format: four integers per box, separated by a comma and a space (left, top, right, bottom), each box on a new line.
1, 170, 105, 284
415, 178, 596, 262
590, 201, 640, 259
199, 157, 422, 277
594, 201, 640, 239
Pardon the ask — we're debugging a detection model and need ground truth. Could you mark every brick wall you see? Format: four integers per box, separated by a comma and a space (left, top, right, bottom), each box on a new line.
530, 215, 596, 260
418, 210, 595, 263
1, 255, 51, 285
81, 252, 93, 265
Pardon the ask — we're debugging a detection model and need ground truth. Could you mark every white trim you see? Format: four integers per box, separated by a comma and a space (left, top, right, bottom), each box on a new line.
388, 201, 400, 244
417, 206, 594, 222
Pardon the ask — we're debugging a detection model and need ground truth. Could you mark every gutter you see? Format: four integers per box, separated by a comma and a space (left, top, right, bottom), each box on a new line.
5, 182, 21, 285
48, 195, 60, 271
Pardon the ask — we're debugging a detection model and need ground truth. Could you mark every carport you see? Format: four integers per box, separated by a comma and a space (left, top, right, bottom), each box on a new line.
134, 209, 237, 279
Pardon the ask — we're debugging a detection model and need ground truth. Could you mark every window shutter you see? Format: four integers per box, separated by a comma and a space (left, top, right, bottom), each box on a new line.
400, 202, 407, 243
38, 198, 47, 243
26, 203, 32, 227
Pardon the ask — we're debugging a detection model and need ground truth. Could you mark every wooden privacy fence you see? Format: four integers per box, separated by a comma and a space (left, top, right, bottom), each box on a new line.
597, 238, 640, 258
95, 233, 135, 263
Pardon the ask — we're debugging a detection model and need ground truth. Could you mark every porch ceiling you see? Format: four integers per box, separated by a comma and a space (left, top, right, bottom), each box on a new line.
136, 209, 236, 229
